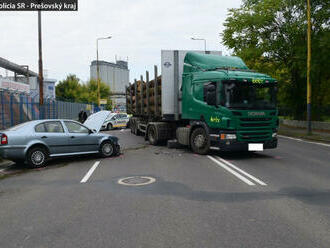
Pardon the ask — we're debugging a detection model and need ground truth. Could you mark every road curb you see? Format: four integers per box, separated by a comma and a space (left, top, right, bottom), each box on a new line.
0, 160, 14, 172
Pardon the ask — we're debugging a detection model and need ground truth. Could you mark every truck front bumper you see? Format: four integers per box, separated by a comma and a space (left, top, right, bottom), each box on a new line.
209, 137, 277, 152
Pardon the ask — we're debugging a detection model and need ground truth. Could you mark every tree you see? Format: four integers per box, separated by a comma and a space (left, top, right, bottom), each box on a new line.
80, 79, 112, 108
222, 0, 330, 120
56, 75, 113, 109
55, 74, 82, 102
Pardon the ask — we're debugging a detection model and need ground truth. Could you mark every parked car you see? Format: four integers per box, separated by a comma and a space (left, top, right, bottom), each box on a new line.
0, 111, 120, 168
102, 113, 130, 130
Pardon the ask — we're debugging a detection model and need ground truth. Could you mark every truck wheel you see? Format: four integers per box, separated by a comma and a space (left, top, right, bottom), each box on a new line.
190, 128, 210, 155
107, 123, 113, 131
148, 125, 158, 145
131, 122, 136, 134
27, 147, 48, 168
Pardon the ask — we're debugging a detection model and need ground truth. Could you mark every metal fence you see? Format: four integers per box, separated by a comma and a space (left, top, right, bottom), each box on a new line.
0, 90, 94, 130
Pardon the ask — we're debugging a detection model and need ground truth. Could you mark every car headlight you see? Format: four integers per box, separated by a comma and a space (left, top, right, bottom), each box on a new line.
220, 134, 237, 140
272, 133, 277, 138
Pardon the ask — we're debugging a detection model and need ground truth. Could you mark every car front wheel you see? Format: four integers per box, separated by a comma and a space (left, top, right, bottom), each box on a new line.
27, 147, 48, 168
100, 141, 115, 157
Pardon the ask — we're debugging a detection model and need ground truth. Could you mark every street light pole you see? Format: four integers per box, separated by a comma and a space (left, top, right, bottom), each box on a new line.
191, 37, 207, 51
307, 0, 312, 134
96, 36, 112, 107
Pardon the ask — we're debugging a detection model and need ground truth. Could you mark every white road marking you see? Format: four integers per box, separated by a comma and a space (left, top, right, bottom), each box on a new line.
215, 156, 267, 186
278, 135, 330, 147
207, 155, 256, 186
80, 161, 100, 183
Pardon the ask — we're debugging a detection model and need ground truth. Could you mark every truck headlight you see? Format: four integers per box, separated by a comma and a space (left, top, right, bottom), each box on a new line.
220, 134, 237, 140
272, 133, 277, 138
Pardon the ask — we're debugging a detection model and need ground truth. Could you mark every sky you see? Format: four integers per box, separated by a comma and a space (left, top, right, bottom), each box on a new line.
0, 0, 242, 83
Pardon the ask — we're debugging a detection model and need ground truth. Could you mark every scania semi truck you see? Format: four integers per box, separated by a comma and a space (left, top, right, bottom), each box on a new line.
126, 50, 278, 154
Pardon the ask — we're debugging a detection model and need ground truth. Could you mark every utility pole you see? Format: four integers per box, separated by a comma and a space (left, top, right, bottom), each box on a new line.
307, 0, 312, 134
38, 10, 44, 106
96, 36, 112, 107
96, 40, 100, 107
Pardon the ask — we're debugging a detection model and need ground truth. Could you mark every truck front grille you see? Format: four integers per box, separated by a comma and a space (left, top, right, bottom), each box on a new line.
240, 118, 272, 122
238, 117, 273, 141
240, 123, 270, 127
239, 117, 272, 128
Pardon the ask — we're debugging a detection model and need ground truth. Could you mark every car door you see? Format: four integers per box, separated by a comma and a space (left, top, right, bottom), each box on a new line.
112, 114, 120, 128
122, 114, 129, 127
63, 121, 99, 153
34, 121, 68, 155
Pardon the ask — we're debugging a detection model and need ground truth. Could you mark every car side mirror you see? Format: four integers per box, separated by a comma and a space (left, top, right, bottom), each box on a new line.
206, 85, 217, 106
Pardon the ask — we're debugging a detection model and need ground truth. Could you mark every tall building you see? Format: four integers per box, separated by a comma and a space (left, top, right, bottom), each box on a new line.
90, 60, 129, 111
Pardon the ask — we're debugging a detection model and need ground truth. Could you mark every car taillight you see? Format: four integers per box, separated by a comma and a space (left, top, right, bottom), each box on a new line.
1, 134, 8, 145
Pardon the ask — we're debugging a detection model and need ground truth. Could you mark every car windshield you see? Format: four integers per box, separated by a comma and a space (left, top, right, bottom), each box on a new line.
221, 81, 277, 110
106, 114, 116, 121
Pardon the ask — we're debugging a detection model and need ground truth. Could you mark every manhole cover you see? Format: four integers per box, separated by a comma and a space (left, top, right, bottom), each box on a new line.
118, 176, 156, 186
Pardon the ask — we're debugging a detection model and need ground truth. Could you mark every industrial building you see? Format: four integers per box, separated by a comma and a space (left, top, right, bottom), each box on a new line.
90, 60, 129, 111
0, 56, 56, 99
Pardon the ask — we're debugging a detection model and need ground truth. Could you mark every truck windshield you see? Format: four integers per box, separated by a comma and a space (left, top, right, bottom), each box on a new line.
221, 81, 277, 110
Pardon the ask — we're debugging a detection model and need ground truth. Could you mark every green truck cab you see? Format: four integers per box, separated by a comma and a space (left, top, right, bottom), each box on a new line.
127, 51, 278, 154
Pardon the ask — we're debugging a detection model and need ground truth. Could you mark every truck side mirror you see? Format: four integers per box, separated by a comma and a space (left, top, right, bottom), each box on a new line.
206, 84, 217, 106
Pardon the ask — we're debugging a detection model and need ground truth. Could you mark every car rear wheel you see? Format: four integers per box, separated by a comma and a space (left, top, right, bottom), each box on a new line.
107, 123, 113, 131
190, 128, 210, 155
27, 147, 48, 168
100, 141, 115, 157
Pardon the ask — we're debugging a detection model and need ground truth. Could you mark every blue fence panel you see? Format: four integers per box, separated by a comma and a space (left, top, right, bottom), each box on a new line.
0, 89, 95, 130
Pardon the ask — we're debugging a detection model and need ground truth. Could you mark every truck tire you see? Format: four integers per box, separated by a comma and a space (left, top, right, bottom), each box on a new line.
190, 127, 210, 155
131, 120, 137, 134
148, 125, 159, 145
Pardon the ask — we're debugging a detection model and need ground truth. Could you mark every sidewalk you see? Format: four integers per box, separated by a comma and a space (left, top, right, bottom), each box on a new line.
0, 158, 11, 168
279, 124, 330, 144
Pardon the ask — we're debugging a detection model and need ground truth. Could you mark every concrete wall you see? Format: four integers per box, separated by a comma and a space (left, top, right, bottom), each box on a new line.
281, 119, 330, 131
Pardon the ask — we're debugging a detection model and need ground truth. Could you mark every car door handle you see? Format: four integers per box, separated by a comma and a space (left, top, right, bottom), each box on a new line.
41, 136, 48, 139
70, 136, 75, 139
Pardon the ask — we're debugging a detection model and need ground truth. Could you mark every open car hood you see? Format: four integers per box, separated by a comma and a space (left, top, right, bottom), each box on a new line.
84, 111, 112, 133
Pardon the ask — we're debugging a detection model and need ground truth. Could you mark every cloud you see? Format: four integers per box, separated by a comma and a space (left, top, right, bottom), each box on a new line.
0, 0, 242, 83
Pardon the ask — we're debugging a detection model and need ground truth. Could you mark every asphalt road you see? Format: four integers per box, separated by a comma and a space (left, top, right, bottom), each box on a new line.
0, 129, 329, 248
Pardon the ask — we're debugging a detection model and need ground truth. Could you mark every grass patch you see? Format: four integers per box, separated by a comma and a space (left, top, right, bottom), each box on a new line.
278, 129, 330, 144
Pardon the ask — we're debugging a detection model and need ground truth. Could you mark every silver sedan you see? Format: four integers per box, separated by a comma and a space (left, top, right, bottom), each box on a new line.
0, 118, 120, 168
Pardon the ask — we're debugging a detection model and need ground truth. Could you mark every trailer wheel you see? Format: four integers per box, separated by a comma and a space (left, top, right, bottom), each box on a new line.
131, 120, 137, 134
148, 125, 158, 145
190, 128, 210, 155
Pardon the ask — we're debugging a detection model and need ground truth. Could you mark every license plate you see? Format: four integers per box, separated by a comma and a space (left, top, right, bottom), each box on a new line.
248, 143, 263, 151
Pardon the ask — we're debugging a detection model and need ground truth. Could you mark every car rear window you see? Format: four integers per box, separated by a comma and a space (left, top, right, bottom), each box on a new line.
35, 121, 64, 133
35, 123, 46, 132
